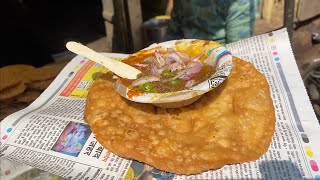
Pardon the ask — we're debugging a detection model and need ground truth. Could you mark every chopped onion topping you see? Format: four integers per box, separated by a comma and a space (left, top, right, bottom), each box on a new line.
167, 48, 184, 64
154, 48, 166, 67
144, 56, 156, 63
170, 62, 184, 71
185, 80, 196, 88
133, 47, 206, 87
150, 65, 163, 77
179, 60, 203, 80
176, 52, 192, 63
134, 63, 149, 67
132, 76, 160, 86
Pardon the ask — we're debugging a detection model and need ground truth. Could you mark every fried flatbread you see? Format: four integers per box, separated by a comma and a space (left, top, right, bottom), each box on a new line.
22, 62, 67, 81
0, 64, 35, 91
15, 90, 42, 103
26, 78, 54, 90
0, 82, 26, 101
84, 57, 276, 174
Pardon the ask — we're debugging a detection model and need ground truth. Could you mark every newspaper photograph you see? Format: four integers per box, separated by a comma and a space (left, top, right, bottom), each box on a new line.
1, 28, 320, 180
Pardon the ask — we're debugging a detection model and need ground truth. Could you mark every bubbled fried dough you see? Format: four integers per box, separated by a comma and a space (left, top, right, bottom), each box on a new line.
84, 57, 276, 175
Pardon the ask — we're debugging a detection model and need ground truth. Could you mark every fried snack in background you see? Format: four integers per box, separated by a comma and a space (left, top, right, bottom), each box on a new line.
0, 62, 67, 101
27, 79, 55, 90
15, 90, 42, 103
0, 64, 34, 102
0, 82, 26, 100
23, 62, 67, 82
0, 64, 36, 91
88, 57, 275, 174
0, 61, 68, 121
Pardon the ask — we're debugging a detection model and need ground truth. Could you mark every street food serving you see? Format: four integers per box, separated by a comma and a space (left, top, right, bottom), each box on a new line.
67, 40, 233, 108
120, 44, 217, 93
84, 55, 276, 174
114, 40, 233, 108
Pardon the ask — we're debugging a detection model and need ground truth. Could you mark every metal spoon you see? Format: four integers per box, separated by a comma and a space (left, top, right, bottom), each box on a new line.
66, 41, 141, 79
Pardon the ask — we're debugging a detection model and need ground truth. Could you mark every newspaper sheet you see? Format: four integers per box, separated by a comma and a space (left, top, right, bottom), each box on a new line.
1, 28, 320, 180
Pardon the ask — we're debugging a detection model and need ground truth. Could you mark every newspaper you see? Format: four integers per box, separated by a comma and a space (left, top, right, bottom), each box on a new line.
1, 28, 320, 180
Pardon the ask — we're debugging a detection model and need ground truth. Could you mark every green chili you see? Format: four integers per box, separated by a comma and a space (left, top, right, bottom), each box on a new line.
168, 79, 182, 85
138, 82, 157, 92
144, 83, 154, 92
161, 70, 176, 78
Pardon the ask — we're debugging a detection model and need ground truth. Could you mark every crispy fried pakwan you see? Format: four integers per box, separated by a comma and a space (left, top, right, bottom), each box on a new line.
84, 58, 276, 175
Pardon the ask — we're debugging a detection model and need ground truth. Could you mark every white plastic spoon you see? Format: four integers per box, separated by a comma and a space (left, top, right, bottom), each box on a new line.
66, 41, 141, 79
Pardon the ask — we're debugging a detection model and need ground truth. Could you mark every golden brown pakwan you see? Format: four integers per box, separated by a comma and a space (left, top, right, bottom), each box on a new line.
84, 58, 276, 175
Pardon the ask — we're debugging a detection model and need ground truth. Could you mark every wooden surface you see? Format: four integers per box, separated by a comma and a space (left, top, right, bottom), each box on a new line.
101, 0, 171, 52
296, 0, 320, 21
127, 0, 143, 51
262, 0, 274, 23
102, 0, 114, 52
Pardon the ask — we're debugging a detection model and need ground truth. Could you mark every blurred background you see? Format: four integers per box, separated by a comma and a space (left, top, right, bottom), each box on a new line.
2, 0, 319, 68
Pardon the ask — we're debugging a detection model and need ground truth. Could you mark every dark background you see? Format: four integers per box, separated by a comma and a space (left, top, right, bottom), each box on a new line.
2, 0, 105, 67
1, 0, 168, 67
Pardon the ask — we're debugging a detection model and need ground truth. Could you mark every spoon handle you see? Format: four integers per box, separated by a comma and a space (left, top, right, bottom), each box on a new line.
66, 41, 141, 79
